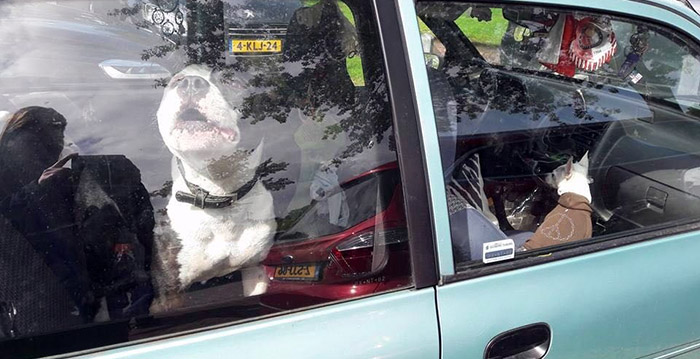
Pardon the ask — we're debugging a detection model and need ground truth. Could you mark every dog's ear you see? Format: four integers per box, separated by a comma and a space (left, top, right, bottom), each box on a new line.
578, 151, 589, 168
564, 156, 574, 180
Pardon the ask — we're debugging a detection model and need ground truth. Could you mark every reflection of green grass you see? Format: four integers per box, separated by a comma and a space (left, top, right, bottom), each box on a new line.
454, 8, 508, 46
338, 2, 354, 26
337, 1, 364, 86
418, 17, 432, 35
347, 56, 364, 86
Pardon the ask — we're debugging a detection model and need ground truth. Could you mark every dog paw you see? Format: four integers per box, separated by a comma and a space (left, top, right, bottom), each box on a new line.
149, 298, 168, 314
241, 266, 269, 297
243, 281, 268, 297
149, 293, 184, 314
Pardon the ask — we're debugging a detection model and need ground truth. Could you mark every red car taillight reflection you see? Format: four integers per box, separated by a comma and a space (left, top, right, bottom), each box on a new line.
260, 163, 412, 311
329, 228, 408, 278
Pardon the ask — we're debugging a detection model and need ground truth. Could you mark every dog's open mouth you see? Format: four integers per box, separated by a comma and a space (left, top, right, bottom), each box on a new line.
174, 108, 238, 142
178, 108, 208, 123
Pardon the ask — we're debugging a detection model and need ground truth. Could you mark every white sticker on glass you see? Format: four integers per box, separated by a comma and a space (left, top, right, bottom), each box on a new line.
483, 239, 515, 264
676, 55, 700, 97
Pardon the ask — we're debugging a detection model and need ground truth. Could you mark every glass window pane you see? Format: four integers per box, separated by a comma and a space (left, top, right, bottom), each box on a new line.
0, 0, 410, 353
417, 2, 700, 268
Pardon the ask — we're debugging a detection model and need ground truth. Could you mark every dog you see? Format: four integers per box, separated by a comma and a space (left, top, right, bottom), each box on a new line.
523, 152, 592, 250
151, 64, 276, 312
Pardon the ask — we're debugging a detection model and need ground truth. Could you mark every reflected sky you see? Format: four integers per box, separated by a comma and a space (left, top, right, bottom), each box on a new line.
0, 0, 397, 218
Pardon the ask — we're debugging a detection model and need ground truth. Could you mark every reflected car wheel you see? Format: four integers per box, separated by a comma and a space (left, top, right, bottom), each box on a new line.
152, 10, 165, 25
161, 20, 175, 36
175, 10, 184, 25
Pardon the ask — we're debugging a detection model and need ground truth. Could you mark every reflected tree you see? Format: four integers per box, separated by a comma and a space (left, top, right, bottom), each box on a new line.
110, 0, 394, 164
107, 0, 397, 230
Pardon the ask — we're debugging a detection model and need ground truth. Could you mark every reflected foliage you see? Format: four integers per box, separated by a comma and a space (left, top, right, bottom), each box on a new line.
111, 0, 394, 167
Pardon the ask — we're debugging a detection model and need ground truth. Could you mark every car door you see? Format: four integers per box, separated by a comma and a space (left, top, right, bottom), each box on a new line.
0, 1, 441, 358
398, 0, 700, 358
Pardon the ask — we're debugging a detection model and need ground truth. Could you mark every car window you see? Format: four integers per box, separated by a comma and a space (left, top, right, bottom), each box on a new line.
416, 2, 700, 268
0, 0, 410, 356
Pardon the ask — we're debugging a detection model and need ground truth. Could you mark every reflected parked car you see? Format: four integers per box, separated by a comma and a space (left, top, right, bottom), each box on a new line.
261, 162, 411, 311
142, 0, 187, 39
7, 1, 700, 359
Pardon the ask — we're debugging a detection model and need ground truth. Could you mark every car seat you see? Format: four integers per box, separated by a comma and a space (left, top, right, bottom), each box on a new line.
446, 153, 532, 262
283, 0, 357, 109
0, 213, 85, 338
428, 67, 532, 262
279, 0, 358, 216
428, 67, 458, 170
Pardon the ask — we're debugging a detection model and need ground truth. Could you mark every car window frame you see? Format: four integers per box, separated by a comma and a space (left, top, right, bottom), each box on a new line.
408, 0, 700, 284
375, 0, 442, 286
0, 0, 439, 357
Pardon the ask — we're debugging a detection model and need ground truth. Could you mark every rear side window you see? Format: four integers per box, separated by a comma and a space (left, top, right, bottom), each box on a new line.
416, 2, 700, 268
0, 0, 410, 356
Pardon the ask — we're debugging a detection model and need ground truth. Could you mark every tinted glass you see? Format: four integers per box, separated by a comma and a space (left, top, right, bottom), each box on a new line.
417, 2, 700, 267
0, 0, 410, 355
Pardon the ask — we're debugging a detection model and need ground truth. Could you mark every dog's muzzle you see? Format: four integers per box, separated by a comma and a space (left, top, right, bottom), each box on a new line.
177, 75, 210, 101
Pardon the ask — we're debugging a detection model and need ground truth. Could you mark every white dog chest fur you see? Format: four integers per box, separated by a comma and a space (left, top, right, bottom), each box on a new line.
168, 179, 274, 287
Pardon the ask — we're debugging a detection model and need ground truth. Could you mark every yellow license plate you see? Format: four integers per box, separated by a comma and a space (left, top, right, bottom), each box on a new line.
274, 264, 318, 281
231, 39, 282, 53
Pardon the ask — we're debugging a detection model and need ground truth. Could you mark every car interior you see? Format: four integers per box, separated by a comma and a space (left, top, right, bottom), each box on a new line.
5, 1, 700, 355
417, 4, 700, 265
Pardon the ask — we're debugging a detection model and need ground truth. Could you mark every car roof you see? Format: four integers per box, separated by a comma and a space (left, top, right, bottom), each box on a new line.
642, 0, 700, 17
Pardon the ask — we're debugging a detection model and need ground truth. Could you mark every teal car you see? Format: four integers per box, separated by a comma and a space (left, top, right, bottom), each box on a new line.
3, 0, 700, 358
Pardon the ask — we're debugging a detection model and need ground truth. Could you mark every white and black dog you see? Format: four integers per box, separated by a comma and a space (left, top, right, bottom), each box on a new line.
151, 64, 275, 311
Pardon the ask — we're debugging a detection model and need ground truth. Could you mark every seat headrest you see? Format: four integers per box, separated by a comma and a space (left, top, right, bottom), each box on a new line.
284, 0, 358, 63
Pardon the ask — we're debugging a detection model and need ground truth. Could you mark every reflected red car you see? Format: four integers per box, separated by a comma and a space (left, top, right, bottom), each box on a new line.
260, 162, 411, 311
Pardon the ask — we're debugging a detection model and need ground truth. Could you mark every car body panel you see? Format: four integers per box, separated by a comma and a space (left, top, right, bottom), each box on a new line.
437, 231, 700, 358
403, 0, 700, 281
399, 0, 700, 358
7, 0, 700, 357
396, 0, 455, 277
76, 289, 439, 359
495, 0, 700, 38
638, 338, 700, 359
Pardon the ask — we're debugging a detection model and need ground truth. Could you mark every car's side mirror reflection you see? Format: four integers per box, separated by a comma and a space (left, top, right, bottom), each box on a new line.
98, 59, 171, 80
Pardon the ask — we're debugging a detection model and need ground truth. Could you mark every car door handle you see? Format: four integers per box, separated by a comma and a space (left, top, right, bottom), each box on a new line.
484, 323, 551, 359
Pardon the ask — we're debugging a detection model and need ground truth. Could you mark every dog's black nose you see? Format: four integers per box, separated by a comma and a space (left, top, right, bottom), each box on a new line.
177, 76, 210, 99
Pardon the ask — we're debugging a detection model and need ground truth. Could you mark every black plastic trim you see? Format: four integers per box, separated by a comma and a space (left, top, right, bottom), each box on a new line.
373, 0, 439, 289
484, 322, 551, 359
